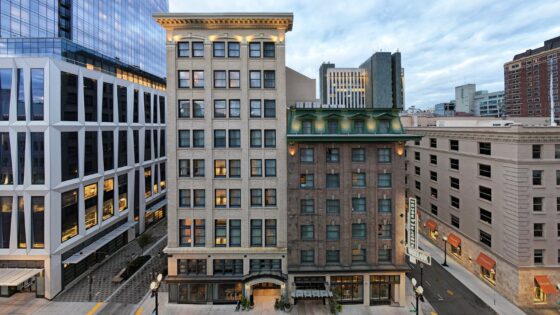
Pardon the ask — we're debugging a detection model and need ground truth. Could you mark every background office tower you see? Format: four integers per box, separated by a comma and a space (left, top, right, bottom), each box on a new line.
504, 36, 560, 120
155, 13, 291, 305
0, 0, 168, 299
403, 117, 560, 311
319, 63, 366, 108
454, 84, 476, 114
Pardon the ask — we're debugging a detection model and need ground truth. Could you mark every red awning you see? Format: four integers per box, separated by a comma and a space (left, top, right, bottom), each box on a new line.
425, 219, 437, 231
535, 275, 557, 294
447, 233, 461, 248
476, 253, 496, 271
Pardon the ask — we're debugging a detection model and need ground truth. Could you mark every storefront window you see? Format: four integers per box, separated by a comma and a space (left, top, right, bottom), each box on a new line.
370, 275, 400, 305
481, 267, 496, 285
534, 284, 546, 303
330, 276, 363, 303
84, 183, 98, 229
103, 178, 114, 220
451, 244, 461, 257
213, 283, 242, 303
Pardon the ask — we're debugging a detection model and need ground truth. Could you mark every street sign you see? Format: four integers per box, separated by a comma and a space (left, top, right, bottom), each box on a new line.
406, 247, 432, 265
407, 197, 418, 264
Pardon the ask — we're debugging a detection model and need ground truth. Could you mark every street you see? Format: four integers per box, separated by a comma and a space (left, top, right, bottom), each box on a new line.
407, 257, 497, 315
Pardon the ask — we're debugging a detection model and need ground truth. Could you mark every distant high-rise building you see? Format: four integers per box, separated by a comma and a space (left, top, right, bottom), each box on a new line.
433, 102, 456, 117
360, 52, 404, 110
319, 62, 335, 104
324, 68, 366, 108
0, 0, 168, 299
474, 90, 504, 117
454, 84, 476, 114
504, 36, 560, 120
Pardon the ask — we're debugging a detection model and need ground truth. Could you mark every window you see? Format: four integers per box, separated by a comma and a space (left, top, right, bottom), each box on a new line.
352, 172, 366, 187
532, 144, 542, 159
0, 69, 11, 121
227, 100, 240, 118
215, 219, 227, 246
16, 133, 24, 185
264, 130, 276, 147
431, 204, 438, 216
249, 71, 261, 88
213, 100, 226, 118
83, 77, 97, 121
352, 248, 366, 263
213, 42, 225, 57
228, 42, 240, 57
178, 130, 190, 148
0, 196, 12, 248
265, 219, 277, 246
430, 171, 437, 181
557, 170, 560, 186
378, 148, 391, 163
214, 160, 226, 178
479, 142, 491, 155
249, 42, 261, 57
327, 120, 338, 133
414, 152, 420, 161
415, 180, 421, 190
192, 42, 204, 57
352, 197, 366, 212
61, 72, 78, 121
534, 223, 544, 238
193, 159, 205, 177
479, 164, 491, 178
533, 197, 543, 212
177, 100, 190, 118
193, 190, 205, 207
229, 220, 241, 247
450, 140, 459, 151
451, 215, 460, 228
352, 148, 366, 162
143, 130, 151, 161
556, 144, 560, 159
300, 148, 314, 163
31, 197, 44, 248
178, 259, 206, 275
251, 189, 262, 207
250, 130, 262, 148
263, 71, 275, 88
325, 225, 340, 241
301, 225, 314, 240
251, 160, 262, 177
451, 196, 460, 209
300, 174, 314, 188
326, 174, 340, 188
229, 71, 240, 88
300, 199, 315, 214
61, 132, 79, 181
229, 160, 241, 178
430, 138, 437, 148
265, 189, 277, 206
534, 249, 544, 264
378, 224, 392, 239
179, 189, 190, 207
532, 170, 543, 186
302, 120, 313, 134
450, 177, 460, 189
264, 100, 276, 118
61, 189, 79, 242
450, 158, 459, 170
479, 230, 492, 247
354, 120, 365, 133
179, 219, 192, 247
415, 167, 421, 175
193, 130, 204, 147
30, 68, 44, 120
430, 154, 437, 165
178, 42, 189, 57
227, 130, 240, 148
250, 100, 261, 117
479, 186, 492, 201
214, 130, 226, 148
326, 250, 340, 263
251, 220, 262, 246
102, 82, 114, 122
480, 208, 492, 224
378, 249, 392, 263
378, 199, 392, 213
213, 259, 243, 276
431, 187, 438, 199
118, 131, 127, 167
265, 159, 276, 177
193, 100, 204, 118
228, 189, 241, 208
352, 223, 366, 239
214, 71, 226, 88
326, 148, 340, 163
378, 173, 392, 188
326, 199, 340, 214
301, 250, 315, 264
263, 42, 275, 57
178, 70, 190, 88
193, 71, 204, 88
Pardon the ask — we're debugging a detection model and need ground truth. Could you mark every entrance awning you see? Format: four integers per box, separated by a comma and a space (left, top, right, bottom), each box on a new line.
535, 275, 557, 294
425, 219, 437, 231
291, 289, 333, 299
475, 253, 496, 271
0, 268, 43, 286
447, 233, 461, 248
62, 221, 137, 264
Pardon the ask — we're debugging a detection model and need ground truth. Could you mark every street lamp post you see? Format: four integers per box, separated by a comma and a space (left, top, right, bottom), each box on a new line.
150, 273, 163, 315
419, 263, 424, 286
442, 236, 448, 267
411, 278, 424, 315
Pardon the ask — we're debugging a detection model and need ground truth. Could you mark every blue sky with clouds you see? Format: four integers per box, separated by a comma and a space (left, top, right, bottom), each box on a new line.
169, 0, 560, 109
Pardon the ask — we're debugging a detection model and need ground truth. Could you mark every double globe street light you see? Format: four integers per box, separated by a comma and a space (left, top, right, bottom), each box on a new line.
150, 273, 163, 315
411, 277, 424, 315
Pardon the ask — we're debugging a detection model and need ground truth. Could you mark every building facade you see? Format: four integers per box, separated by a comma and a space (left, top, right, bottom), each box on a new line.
286, 106, 418, 306
454, 84, 476, 114
475, 90, 504, 117
504, 36, 560, 120
404, 120, 560, 310
324, 68, 366, 108
433, 102, 456, 117
359, 52, 403, 110
0, 0, 168, 300
155, 13, 292, 304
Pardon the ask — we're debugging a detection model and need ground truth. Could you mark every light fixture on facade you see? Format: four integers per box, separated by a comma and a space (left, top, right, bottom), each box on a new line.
288, 142, 297, 156
395, 141, 405, 156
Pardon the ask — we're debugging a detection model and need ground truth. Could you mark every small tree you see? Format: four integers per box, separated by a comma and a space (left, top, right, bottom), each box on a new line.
136, 232, 153, 255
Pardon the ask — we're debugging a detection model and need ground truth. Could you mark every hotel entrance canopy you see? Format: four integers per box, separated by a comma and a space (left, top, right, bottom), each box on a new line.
0, 268, 43, 286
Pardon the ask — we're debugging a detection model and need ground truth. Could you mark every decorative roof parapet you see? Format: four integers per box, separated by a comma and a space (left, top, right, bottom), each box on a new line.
153, 13, 293, 31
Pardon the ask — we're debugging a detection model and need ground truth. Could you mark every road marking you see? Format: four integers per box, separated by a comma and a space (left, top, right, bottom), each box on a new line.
86, 302, 103, 315
135, 306, 143, 315
447, 289, 454, 296
431, 312, 438, 315
425, 280, 432, 287
437, 294, 444, 301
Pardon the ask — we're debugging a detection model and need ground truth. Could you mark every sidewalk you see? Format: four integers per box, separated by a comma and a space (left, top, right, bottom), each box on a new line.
419, 235, 526, 315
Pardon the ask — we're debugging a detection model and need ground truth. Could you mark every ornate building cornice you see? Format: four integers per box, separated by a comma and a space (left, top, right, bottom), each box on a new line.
153, 13, 293, 31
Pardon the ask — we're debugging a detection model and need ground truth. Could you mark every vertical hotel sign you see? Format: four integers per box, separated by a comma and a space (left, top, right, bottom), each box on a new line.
407, 197, 418, 263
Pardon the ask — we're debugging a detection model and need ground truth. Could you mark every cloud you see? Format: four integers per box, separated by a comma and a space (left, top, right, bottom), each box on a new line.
169, 0, 560, 109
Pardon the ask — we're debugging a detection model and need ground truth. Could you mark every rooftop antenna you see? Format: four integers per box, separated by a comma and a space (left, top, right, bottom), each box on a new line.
549, 56, 557, 126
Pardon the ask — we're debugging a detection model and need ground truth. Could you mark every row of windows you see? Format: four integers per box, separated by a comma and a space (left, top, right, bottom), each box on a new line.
178, 99, 276, 119
299, 118, 391, 134
178, 70, 275, 89
299, 147, 391, 163
300, 198, 392, 215
0, 196, 44, 249
179, 159, 277, 179
0, 68, 44, 121
177, 129, 276, 149
177, 41, 275, 59
0, 132, 44, 185
299, 249, 393, 264
299, 223, 392, 241
178, 188, 277, 208
299, 173, 392, 189
177, 258, 281, 276
178, 218, 277, 247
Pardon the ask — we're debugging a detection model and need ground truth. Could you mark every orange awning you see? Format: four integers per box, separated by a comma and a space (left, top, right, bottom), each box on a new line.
535, 275, 557, 294
447, 233, 461, 248
476, 253, 496, 271
425, 219, 437, 231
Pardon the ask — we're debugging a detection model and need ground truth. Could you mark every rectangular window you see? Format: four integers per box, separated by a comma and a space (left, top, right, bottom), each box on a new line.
229, 220, 241, 247
215, 219, 227, 246
102, 178, 115, 220
352, 223, 366, 239
250, 100, 261, 117
251, 220, 262, 246
250, 130, 262, 148
214, 160, 226, 178
450, 177, 460, 189
379, 249, 392, 263
118, 131, 127, 167
178, 130, 190, 148
378, 224, 392, 240
193, 130, 204, 147
533, 223, 544, 238
532, 144, 542, 159
414, 152, 420, 161
430, 154, 437, 165
192, 42, 204, 57
193, 71, 205, 88
178, 259, 207, 275
557, 170, 560, 186
194, 219, 205, 246
352, 172, 366, 187
533, 197, 543, 212
301, 225, 314, 240
229, 70, 240, 88
251, 189, 262, 207
265, 189, 277, 206
352, 248, 366, 263
430, 171, 437, 182
534, 249, 544, 264
177, 42, 189, 57
228, 42, 240, 57
16, 133, 25, 185
300, 148, 314, 163
178, 100, 190, 118
326, 148, 340, 163
83, 77, 97, 121
30, 68, 44, 120
179, 189, 190, 207
378, 148, 391, 163
326, 250, 340, 263
264, 130, 276, 148
352, 197, 366, 212
213, 259, 243, 276
249, 71, 261, 88
480, 208, 492, 224
326, 199, 340, 214
430, 138, 437, 148
300, 199, 315, 214
431, 187, 438, 199
450, 158, 459, 170
326, 174, 340, 188
213, 42, 225, 57
556, 144, 560, 159
451, 215, 460, 228
30, 133, 45, 184
264, 71, 276, 88
479, 230, 492, 247
265, 159, 276, 177
215, 190, 227, 208
301, 250, 315, 264
249, 42, 261, 58
31, 196, 44, 248
300, 174, 314, 188
214, 100, 226, 117
451, 196, 460, 209
0, 196, 12, 248
302, 120, 313, 134
326, 225, 340, 240
532, 170, 543, 186
450, 139, 459, 151
479, 186, 492, 201
193, 100, 204, 118
264, 100, 276, 117
102, 82, 114, 122
143, 129, 151, 162
178, 70, 190, 88
378, 199, 392, 213
263, 42, 275, 57
17, 197, 25, 248
265, 219, 277, 246
61, 189, 78, 242
194, 190, 205, 208
251, 159, 262, 177
193, 159, 205, 177
415, 166, 421, 175
61, 72, 78, 121
378, 173, 392, 188
214, 70, 226, 88
431, 204, 438, 216
229, 130, 241, 148
179, 219, 192, 247
229, 189, 241, 208
479, 142, 491, 155
415, 181, 421, 190
61, 132, 79, 181
229, 160, 241, 178
479, 164, 491, 178
352, 148, 366, 162
0, 69, 12, 121
214, 130, 226, 148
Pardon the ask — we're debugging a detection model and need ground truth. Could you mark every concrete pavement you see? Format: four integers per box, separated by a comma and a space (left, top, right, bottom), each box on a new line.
419, 234, 526, 315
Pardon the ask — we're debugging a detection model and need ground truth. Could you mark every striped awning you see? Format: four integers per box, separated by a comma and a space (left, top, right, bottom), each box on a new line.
476, 253, 496, 271
425, 219, 437, 231
535, 275, 556, 294
447, 233, 461, 248
0, 268, 43, 286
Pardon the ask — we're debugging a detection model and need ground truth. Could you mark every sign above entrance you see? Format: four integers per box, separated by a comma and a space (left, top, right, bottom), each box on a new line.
405, 247, 432, 266
407, 197, 418, 264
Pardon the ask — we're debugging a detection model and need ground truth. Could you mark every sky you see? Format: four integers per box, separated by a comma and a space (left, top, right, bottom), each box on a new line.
169, 0, 560, 109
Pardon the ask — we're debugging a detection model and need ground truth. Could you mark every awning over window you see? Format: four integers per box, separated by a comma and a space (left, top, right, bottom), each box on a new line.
291, 289, 333, 299
535, 275, 557, 294
447, 233, 461, 248
425, 219, 437, 231
475, 252, 496, 271
0, 268, 43, 286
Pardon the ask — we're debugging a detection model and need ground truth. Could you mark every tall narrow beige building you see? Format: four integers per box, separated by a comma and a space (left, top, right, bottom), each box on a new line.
154, 13, 292, 304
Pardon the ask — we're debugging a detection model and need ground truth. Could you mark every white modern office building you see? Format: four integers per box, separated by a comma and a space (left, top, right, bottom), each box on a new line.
325, 68, 367, 108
